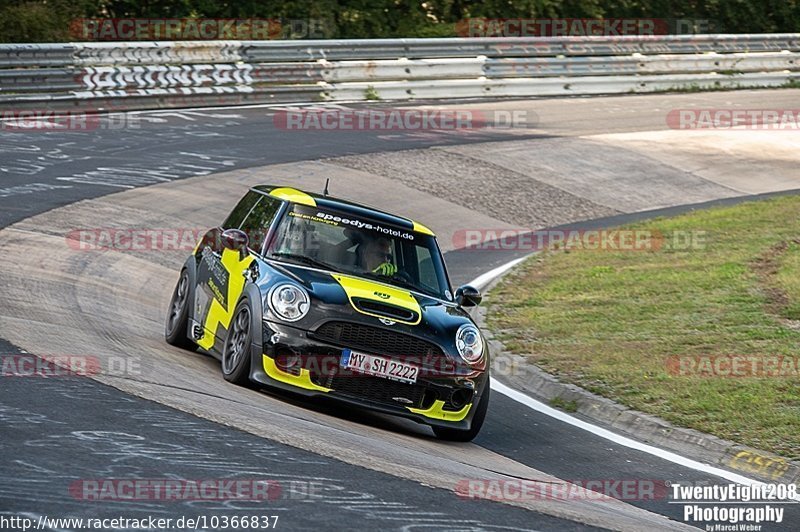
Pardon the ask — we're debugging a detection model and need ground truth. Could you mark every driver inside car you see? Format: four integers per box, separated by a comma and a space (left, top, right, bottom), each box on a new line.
359, 236, 397, 277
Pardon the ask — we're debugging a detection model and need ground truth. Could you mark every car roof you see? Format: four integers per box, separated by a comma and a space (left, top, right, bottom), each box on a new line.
251, 185, 435, 236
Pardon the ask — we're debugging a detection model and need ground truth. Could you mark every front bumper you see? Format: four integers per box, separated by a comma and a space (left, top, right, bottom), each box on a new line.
248, 320, 488, 430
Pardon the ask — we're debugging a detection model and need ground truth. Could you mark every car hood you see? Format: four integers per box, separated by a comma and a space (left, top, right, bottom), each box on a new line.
263, 261, 478, 364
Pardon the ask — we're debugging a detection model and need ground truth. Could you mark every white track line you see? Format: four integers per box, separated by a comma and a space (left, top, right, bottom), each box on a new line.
492, 379, 772, 488
125, 101, 361, 115
469, 257, 527, 290
472, 257, 798, 496
0, 101, 359, 122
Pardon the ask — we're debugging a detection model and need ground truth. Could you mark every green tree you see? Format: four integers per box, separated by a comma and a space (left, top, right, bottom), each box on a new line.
0, 0, 797, 42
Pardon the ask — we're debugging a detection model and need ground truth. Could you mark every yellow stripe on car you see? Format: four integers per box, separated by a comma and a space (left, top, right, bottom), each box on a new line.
269, 187, 317, 207
407, 400, 471, 421
198, 248, 255, 350
262, 355, 331, 392
332, 273, 421, 325
412, 221, 435, 236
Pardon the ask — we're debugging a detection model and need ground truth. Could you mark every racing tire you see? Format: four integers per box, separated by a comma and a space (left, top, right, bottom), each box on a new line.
433, 382, 490, 442
221, 299, 253, 386
165, 269, 194, 349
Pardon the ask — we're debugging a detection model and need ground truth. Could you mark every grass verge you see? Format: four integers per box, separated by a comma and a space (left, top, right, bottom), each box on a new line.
488, 195, 800, 458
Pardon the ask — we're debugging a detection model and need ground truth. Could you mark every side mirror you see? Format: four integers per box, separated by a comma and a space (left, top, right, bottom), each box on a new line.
455, 285, 482, 307
221, 228, 249, 258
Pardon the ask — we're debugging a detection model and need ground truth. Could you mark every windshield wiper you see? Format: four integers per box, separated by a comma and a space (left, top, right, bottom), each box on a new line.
270, 252, 340, 273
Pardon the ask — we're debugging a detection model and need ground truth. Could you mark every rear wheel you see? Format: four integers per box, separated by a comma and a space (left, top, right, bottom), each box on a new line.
165, 269, 194, 349
222, 299, 253, 386
433, 382, 490, 442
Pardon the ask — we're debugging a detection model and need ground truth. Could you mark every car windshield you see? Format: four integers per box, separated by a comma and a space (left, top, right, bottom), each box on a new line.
267, 204, 451, 299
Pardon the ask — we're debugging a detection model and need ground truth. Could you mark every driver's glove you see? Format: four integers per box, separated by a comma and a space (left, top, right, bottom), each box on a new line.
372, 262, 397, 276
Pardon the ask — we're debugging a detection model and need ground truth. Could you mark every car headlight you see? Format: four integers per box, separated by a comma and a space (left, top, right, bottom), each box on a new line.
267, 283, 310, 322
456, 324, 483, 364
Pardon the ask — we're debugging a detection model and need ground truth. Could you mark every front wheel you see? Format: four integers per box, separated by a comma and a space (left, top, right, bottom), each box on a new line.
433, 381, 490, 442
222, 299, 253, 386
165, 269, 194, 349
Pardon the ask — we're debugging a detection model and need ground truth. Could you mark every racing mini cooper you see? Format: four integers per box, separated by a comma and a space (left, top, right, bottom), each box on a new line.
165, 185, 489, 440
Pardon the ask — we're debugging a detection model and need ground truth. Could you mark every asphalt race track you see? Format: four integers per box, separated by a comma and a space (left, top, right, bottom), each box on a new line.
2, 92, 799, 531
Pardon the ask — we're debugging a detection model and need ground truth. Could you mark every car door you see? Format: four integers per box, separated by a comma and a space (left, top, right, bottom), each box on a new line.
193, 192, 282, 352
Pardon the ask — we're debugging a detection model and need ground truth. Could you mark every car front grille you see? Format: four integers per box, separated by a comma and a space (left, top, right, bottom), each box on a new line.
313, 320, 444, 359
309, 321, 462, 409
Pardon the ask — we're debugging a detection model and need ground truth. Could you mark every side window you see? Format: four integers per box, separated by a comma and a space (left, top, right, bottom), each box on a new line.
240, 195, 282, 252
222, 191, 261, 229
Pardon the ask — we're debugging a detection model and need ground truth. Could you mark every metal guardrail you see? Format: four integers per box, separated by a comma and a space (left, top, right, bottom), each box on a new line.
1, 35, 799, 111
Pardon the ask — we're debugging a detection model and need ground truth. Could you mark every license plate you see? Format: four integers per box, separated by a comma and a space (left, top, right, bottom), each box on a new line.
341, 349, 419, 384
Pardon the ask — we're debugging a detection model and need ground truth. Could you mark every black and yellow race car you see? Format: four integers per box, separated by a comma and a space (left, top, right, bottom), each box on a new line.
165, 185, 489, 441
